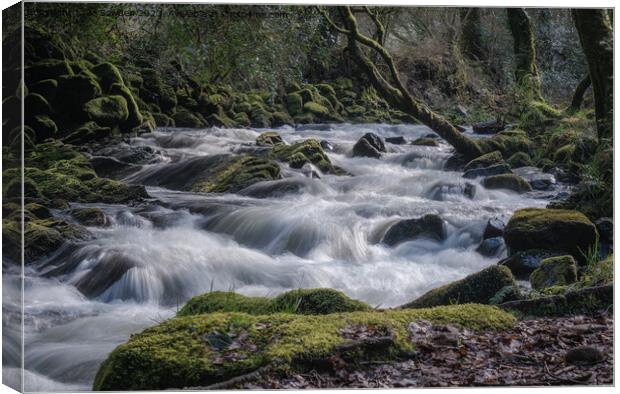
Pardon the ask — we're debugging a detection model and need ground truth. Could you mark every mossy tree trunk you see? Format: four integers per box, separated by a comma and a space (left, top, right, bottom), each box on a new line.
459, 8, 486, 61
507, 8, 543, 101
319, 6, 483, 160
572, 9, 613, 140
566, 74, 591, 114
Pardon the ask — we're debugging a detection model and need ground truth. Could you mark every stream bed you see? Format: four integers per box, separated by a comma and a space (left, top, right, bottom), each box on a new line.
4, 123, 557, 391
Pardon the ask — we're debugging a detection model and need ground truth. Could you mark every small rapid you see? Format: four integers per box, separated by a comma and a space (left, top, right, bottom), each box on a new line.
4, 123, 553, 390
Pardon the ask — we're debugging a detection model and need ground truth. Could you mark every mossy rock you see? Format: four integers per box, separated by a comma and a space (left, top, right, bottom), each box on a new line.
504, 208, 598, 263
70, 207, 108, 227
192, 155, 281, 193
24, 93, 52, 117
507, 152, 533, 168
233, 112, 250, 127
249, 106, 272, 128
25, 59, 73, 84
178, 292, 273, 316
293, 112, 316, 124
207, 113, 237, 129
28, 114, 58, 142
270, 139, 342, 174
482, 174, 532, 193
478, 130, 533, 157
172, 109, 204, 128
411, 137, 439, 147
303, 101, 329, 117
93, 304, 515, 390
256, 131, 284, 147
402, 266, 516, 308
233, 102, 253, 114
529, 255, 578, 290
553, 144, 576, 164
110, 82, 143, 131
271, 111, 294, 127
346, 104, 366, 117
464, 151, 504, 171
272, 288, 370, 315
29, 78, 58, 102
286, 93, 303, 116
83, 95, 129, 127
62, 121, 113, 145
91, 62, 125, 92
152, 112, 174, 127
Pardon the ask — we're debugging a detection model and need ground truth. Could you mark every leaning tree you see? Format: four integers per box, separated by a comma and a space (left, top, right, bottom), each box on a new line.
319, 6, 483, 160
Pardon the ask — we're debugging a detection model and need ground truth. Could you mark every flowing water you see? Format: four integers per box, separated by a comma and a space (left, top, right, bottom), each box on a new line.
3, 123, 554, 391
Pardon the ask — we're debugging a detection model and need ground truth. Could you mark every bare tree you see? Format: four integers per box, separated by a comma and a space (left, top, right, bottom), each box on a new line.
319, 6, 483, 159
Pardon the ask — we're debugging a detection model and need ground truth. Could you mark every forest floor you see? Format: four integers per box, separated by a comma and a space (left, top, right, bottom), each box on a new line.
243, 312, 613, 388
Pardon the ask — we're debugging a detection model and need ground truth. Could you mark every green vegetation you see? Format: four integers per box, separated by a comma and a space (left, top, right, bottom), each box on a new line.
192, 155, 281, 193
529, 255, 578, 290
93, 304, 515, 390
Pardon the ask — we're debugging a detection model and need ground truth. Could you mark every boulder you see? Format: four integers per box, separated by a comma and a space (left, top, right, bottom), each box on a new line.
110, 82, 143, 131
463, 163, 511, 179
83, 95, 129, 127
70, 207, 108, 227
270, 139, 343, 175
483, 218, 505, 239
56, 74, 102, 110
411, 137, 439, 147
512, 166, 556, 190
476, 236, 506, 257
426, 181, 476, 201
507, 152, 533, 168
381, 214, 446, 246
594, 217, 613, 256
385, 136, 406, 145
482, 174, 533, 193
499, 249, 565, 279
402, 266, 516, 308
352, 132, 385, 159
272, 288, 370, 315
472, 119, 505, 134
464, 151, 504, 172
91, 62, 125, 92
256, 131, 284, 147
286, 93, 303, 116
529, 255, 578, 290
503, 208, 598, 264
172, 109, 204, 128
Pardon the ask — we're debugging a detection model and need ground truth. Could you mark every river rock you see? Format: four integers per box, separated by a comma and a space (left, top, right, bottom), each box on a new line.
385, 136, 406, 145
472, 119, 505, 134
320, 139, 334, 151
512, 166, 556, 190
463, 163, 512, 179
476, 236, 506, 257
75, 253, 138, 298
529, 255, 577, 290
482, 174, 532, 193
426, 181, 476, 201
239, 178, 307, 198
90, 156, 138, 179
483, 218, 505, 239
595, 217, 613, 256
352, 132, 385, 159
70, 207, 109, 227
503, 208, 598, 264
382, 214, 446, 246
256, 131, 284, 147
499, 249, 565, 279
411, 137, 439, 147
464, 151, 503, 171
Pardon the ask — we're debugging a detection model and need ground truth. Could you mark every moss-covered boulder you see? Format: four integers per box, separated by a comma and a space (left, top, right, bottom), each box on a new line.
529, 255, 578, 290
402, 265, 516, 308
152, 112, 174, 127
93, 304, 515, 390
506, 152, 533, 168
482, 174, 532, 193
464, 150, 504, 171
172, 109, 204, 128
303, 101, 330, 118
91, 62, 124, 92
553, 144, 576, 164
286, 93, 303, 116
256, 132, 284, 147
178, 292, 273, 316
70, 207, 108, 227
25, 59, 72, 84
62, 121, 113, 145
192, 155, 281, 193
381, 214, 446, 246
24, 93, 52, 117
83, 95, 129, 127
56, 74, 102, 110
110, 82, 143, 130
29, 78, 58, 102
271, 111, 294, 127
233, 112, 250, 127
270, 139, 343, 174
28, 115, 57, 141
504, 208, 598, 263
272, 288, 370, 315
249, 106, 272, 128
478, 130, 533, 157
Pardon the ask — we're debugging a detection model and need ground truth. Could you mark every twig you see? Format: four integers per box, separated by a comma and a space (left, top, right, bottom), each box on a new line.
544, 361, 592, 385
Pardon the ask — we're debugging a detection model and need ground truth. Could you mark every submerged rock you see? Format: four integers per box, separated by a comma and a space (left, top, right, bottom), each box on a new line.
529, 255, 577, 290
503, 208, 598, 264
426, 181, 476, 201
463, 163, 511, 179
381, 214, 446, 246
476, 236, 506, 257
70, 207, 108, 227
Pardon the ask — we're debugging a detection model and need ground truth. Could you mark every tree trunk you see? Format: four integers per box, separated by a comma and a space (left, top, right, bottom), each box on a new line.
566, 74, 591, 114
321, 6, 483, 160
507, 8, 542, 101
459, 8, 485, 61
572, 9, 613, 140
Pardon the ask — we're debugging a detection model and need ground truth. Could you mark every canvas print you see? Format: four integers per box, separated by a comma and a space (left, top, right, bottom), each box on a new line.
1, 1, 614, 391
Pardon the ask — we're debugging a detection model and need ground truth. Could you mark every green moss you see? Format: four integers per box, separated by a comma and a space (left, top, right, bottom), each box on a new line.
83, 95, 129, 127
28, 115, 57, 141
529, 255, 577, 290
553, 144, 576, 164
25, 93, 52, 116
286, 93, 303, 116
233, 112, 250, 127
29, 79, 58, 102
482, 174, 532, 193
172, 109, 205, 128
71, 207, 108, 227
272, 289, 370, 315
233, 101, 253, 114
477, 129, 533, 157
464, 150, 504, 171
192, 155, 281, 193
249, 106, 272, 128
271, 111, 294, 127
110, 82, 143, 130
178, 292, 273, 317
91, 62, 125, 92
256, 132, 284, 147
411, 138, 439, 147
504, 208, 598, 262
303, 101, 329, 117
93, 304, 515, 390
152, 112, 174, 127
506, 152, 533, 168
402, 266, 516, 308
25, 59, 73, 84
293, 112, 316, 124
62, 121, 112, 145
270, 139, 342, 174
